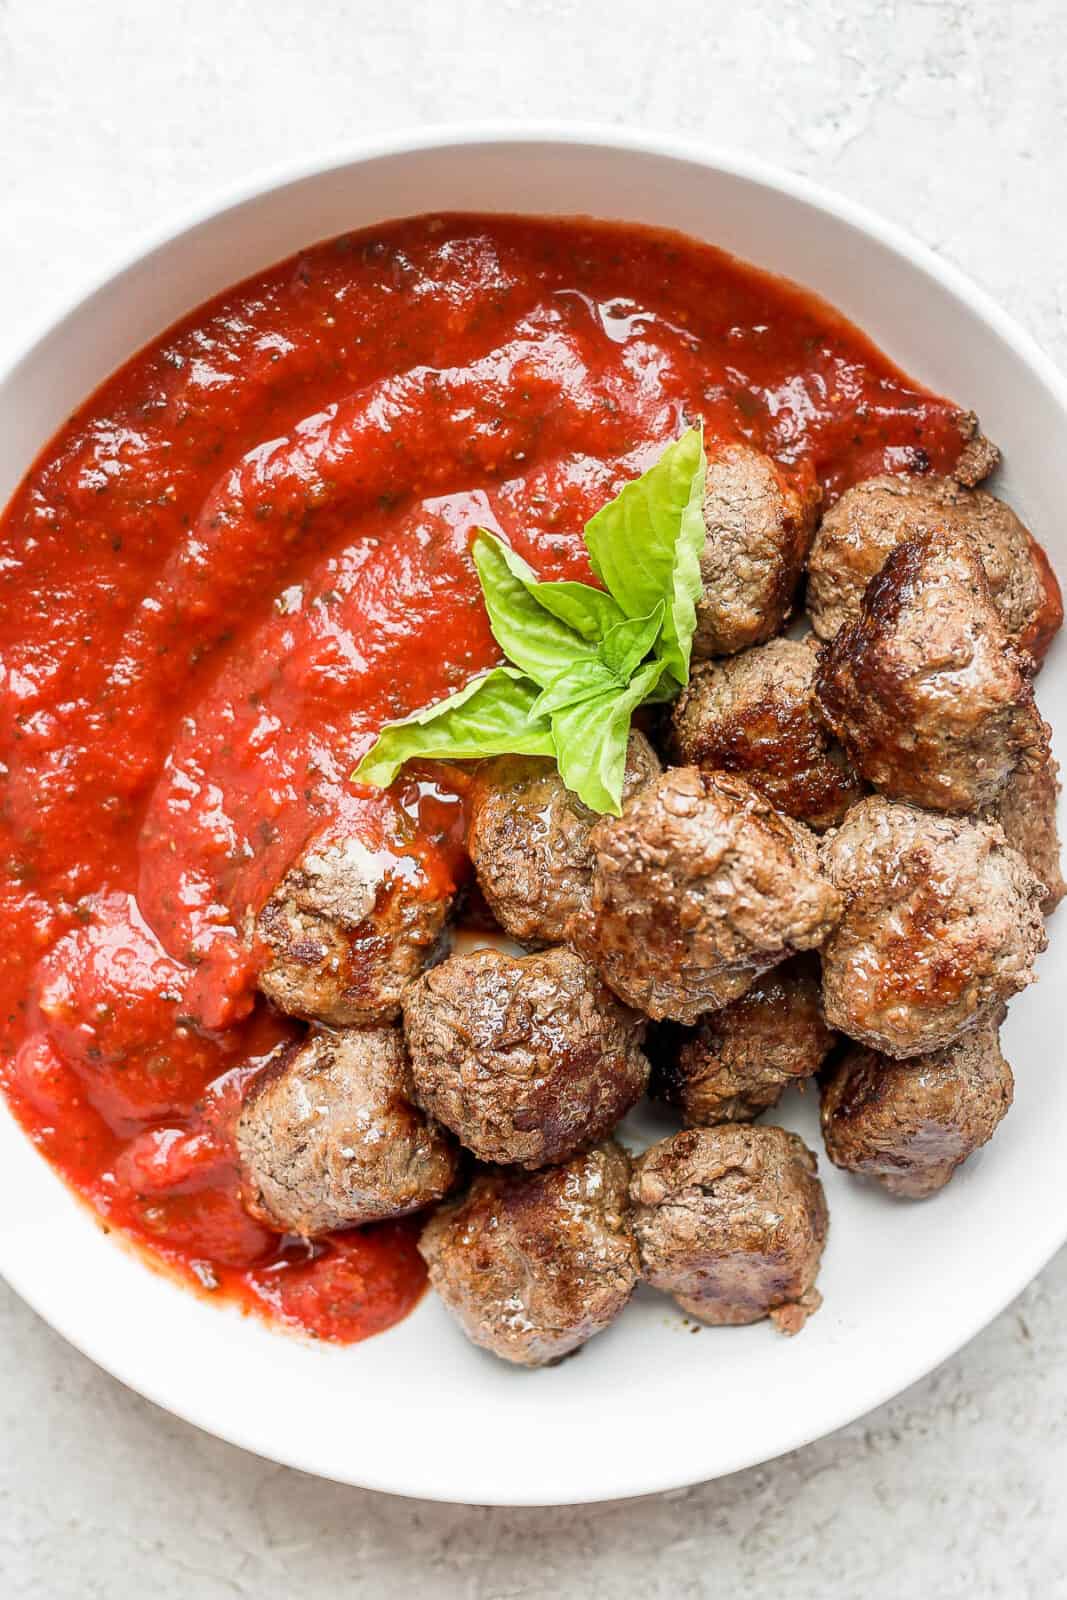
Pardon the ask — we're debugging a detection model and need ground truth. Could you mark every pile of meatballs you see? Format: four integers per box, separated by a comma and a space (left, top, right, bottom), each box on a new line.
235, 428, 1064, 1368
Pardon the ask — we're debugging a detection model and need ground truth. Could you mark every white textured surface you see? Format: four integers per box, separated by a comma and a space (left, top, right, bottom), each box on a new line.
3, 0, 1067, 1592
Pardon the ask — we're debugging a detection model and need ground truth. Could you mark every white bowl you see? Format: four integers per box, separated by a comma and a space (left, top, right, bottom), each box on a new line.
1, 125, 1065, 1506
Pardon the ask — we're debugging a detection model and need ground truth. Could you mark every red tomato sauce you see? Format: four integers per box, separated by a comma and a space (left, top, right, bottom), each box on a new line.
0, 213, 970, 1342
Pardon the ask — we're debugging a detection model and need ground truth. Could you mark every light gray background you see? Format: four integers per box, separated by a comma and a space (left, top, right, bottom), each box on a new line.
3, 1, 1066, 1594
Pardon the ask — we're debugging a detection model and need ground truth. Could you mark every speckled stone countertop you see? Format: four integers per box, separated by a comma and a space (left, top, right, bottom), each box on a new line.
3, 2, 1067, 1594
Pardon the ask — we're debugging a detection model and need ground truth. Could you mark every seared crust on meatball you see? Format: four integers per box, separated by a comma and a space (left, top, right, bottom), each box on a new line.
980, 745, 1065, 916
692, 443, 820, 658
403, 946, 648, 1168
419, 1141, 638, 1367
820, 798, 1046, 1058
630, 1126, 828, 1333
807, 473, 1063, 663
466, 732, 660, 947
256, 827, 453, 1026
236, 1027, 457, 1237
670, 636, 863, 830
816, 530, 1044, 812
574, 768, 841, 1024
821, 1020, 1014, 1198
651, 955, 837, 1124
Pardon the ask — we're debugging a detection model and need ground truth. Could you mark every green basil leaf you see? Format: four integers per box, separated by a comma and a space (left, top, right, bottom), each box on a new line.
551, 658, 667, 814
583, 426, 707, 684
597, 601, 665, 680
639, 671, 684, 705
523, 580, 626, 642
353, 666, 552, 788
472, 531, 598, 688
530, 658, 621, 720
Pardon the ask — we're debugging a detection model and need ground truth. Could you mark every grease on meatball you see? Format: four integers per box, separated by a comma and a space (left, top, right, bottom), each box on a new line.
670, 636, 863, 830
820, 797, 1046, 1058
651, 954, 837, 1124
630, 1125, 828, 1334
236, 1026, 457, 1237
403, 946, 648, 1168
419, 1140, 639, 1367
807, 473, 1063, 663
574, 767, 841, 1024
816, 530, 1044, 813
466, 731, 660, 947
256, 824, 454, 1025
821, 1020, 1014, 1199
692, 442, 821, 658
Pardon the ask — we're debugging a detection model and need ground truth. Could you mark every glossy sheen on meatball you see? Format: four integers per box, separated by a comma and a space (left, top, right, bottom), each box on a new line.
820, 798, 1046, 1058
419, 1140, 639, 1367
816, 530, 1044, 813
652, 955, 837, 1124
692, 443, 821, 658
670, 636, 863, 830
403, 946, 648, 1168
576, 767, 841, 1024
466, 731, 660, 947
236, 1027, 457, 1237
807, 472, 1063, 663
821, 1020, 1014, 1199
630, 1125, 828, 1334
256, 827, 453, 1025
979, 746, 1066, 916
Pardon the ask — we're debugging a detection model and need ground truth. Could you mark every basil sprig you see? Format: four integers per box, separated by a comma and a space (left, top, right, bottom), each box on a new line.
354, 426, 707, 814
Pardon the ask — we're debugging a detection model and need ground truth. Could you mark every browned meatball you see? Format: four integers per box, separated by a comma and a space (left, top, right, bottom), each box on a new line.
979, 746, 1065, 916
235, 1027, 457, 1237
820, 797, 1046, 1058
950, 410, 1000, 487
816, 530, 1044, 813
692, 442, 821, 658
807, 473, 1063, 664
419, 1140, 638, 1367
256, 825, 453, 1025
466, 731, 660, 947
630, 1125, 828, 1334
403, 946, 648, 1168
651, 955, 837, 1124
574, 767, 841, 1024
821, 1020, 1014, 1199
669, 636, 863, 830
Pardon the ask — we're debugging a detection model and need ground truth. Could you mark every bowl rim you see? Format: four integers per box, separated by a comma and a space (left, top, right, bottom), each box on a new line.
2, 119, 1066, 1504
3, 119, 1066, 412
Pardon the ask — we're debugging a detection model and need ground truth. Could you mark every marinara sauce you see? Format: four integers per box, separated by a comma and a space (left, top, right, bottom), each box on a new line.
0, 214, 971, 1342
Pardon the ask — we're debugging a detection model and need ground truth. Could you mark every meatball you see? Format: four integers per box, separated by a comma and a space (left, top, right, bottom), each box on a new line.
651, 955, 836, 1124
669, 636, 863, 830
821, 1020, 1014, 1199
979, 746, 1065, 916
692, 442, 821, 658
630, 1125, 828, 1333
419, 1140, 638, 1367
403, 945, 648, 1168
820, 797, 1046, 1058
256, 825, 453, 1025
574, 767, 841, 1024
950, 410, 1000, 487
815, 529, 1044, 812
466, 731, 660, 947
807, 473, 1063, 663
235, 1026, 457, 1237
